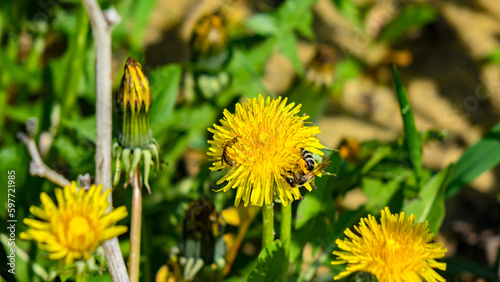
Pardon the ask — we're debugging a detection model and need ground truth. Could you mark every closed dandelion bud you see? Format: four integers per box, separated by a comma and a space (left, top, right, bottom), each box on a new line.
117, 57, 153, 148
113, 57, 160, 193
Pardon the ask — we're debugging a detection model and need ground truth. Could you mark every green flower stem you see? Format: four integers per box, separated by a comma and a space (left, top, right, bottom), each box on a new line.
76, 271, 87, 282
262, 203, 274, 247
129, 167, 142, 282
280, 203, 292, 279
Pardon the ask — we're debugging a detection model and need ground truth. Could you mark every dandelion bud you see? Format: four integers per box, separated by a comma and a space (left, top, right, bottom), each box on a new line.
117, 57, 153, 148
113, 57, 160, 193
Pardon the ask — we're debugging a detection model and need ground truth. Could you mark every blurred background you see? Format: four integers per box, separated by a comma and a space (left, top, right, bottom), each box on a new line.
1, 0, 500, 281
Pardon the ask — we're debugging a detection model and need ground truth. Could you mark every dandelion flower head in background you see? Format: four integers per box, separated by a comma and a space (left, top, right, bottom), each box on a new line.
208, 94, 326, 207
20, 182, 128, 265
332, 207, 447, 281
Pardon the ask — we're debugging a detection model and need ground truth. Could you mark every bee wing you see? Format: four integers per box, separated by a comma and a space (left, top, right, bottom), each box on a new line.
312, 158, 331, 173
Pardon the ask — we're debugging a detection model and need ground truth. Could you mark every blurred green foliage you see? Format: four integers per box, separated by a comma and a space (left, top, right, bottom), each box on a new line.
1, 0, 500, 281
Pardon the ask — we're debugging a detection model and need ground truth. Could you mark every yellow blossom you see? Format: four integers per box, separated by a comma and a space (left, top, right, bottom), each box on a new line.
20, 182, 128, 265
207, 94, 327, 207
332, 207, 447, 281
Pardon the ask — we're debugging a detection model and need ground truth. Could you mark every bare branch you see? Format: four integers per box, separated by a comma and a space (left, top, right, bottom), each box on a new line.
78, 173, 92, 191
17, 131, 70, 188
80, 0, 129, 281
103, 7, 121, 29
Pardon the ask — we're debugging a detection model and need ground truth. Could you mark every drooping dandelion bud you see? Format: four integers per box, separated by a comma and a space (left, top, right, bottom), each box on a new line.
181, 198, 225, 279
190, 13, 229, 65
156, 198, 226, 281
184, 13, 231, 101
288, 46, 337, 122
305, 46, 336, 88
113, 57, 160, 193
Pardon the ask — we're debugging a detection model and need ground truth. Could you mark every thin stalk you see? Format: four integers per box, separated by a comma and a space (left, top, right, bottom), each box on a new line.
262, 203, 274, 247
280, 203, 292, 279
129, 167, 142, 282
79, 0, 128, 280
76, 273, 87, 282
76, 268, 87, 282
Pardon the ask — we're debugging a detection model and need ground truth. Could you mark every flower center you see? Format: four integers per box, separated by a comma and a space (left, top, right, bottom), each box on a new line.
65, 215, 98, 251
386, 238, 400, 251
68, 216, 90, 238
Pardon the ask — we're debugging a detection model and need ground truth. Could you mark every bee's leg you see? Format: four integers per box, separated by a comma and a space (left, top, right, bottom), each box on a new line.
321, 147, 340, 153
321, 171, 337, 177
311, 179, 318, 190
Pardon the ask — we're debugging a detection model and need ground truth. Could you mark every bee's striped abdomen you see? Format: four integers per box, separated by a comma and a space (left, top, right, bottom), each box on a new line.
301, 148, 315, 172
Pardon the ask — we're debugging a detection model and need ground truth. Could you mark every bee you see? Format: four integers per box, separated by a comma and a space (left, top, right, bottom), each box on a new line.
282, 158, 331, 188
221, 137, 238, 166
300, 148, 315, 172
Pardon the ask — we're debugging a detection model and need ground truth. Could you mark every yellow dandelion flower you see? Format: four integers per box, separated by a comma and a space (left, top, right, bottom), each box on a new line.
332, 207, 447, 282
20, 182, 128, 265
208, 94, 327, 207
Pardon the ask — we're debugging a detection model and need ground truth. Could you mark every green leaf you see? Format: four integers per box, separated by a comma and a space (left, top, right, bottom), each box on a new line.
362, 176, 403, 214
446, 122, 500, 198
278, 0, 318, 31
218, 41, 275, 105
332, 0, 362, 26
247, 241, 285, 282
53, 136, 94, 175
360, 146, 391, 174
113, 0, 159, 51
0, 144, 29, 218
277, 32, 303, 74
393, 66, 423, 187
331, 58, 362, 96
245, 13, 280, 36
333, 207, 367, 239
149, 64, 182, 131
378, 3, 437, 43
295, 191, 323, 229
295, 9, 315, 40
130, 0, 159, 50
403, 164, 454, 233
50, 8, 89, 117
62, 116, 97, 143
0, 233, 49, 281
483, 47, 500, 65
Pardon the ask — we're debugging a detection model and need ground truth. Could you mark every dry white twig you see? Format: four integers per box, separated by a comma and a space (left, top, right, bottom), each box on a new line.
80, 1, 129, 281
78, 173, 92, 191
17, 120, 71, 188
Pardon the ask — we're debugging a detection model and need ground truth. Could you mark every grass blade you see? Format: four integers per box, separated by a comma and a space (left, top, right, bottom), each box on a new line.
393, 66, 423, 187
446, 122, 500, 198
